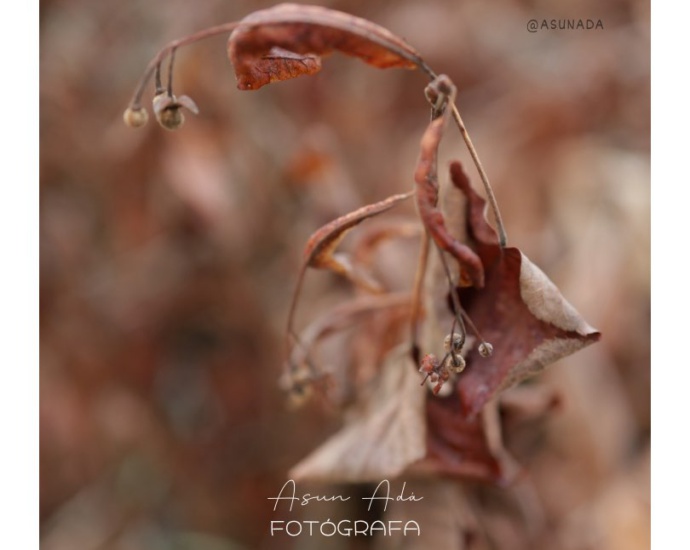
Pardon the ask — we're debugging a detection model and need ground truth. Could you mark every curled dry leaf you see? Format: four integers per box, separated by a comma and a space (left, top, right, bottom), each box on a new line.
415, 77, 485, 288
230, 46, 321, 92
290, 345, 426, 483
285, 191, 413, 395
228, 3, 428, 90
283, 291, 410, 400
411, 391, 504, 482
446, 161, 600, 417
301, 190, 413, 291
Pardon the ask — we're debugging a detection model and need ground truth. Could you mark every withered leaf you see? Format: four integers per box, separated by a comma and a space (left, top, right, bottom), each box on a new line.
302, 190, 413, 290
290, 345, 426, 483
230, 46, 321, 91
285, 191, 413, 382
447, 161, 600, 417
415, 78, 485, 288
228, 3, 426, 90
284, 291, 410, 391
410, 392, 505, 483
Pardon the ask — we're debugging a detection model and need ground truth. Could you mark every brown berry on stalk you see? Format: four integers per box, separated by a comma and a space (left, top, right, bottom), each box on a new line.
158, 106, 185, 131
444, 352, 466, 374
443, 333, 464, 354
123, 107, 149, 128
478, 342, 494, 357
280, 366, 314, 408
152, 93, 199, 131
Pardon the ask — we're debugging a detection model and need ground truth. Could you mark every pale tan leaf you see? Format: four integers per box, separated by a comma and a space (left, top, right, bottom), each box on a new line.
290, 346, 425, 482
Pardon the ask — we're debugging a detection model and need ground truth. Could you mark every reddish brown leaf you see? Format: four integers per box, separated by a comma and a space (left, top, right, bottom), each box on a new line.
230, 46, 321, 91
411, 392, 504, 483
446, 161, 601, 417
414, 77, 485, 288
228, 3, 426, 90
285, 191, 413, 371
302, 190, 413, 288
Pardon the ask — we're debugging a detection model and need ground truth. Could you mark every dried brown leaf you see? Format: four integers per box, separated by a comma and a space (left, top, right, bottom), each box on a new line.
410, 392, 504, 483
302, 190, 413, 290
230, 46, 321, 91
284, 191, 414, 400
284, 292, 410, 395
415, 77, 485, 288
290, 346, 426, 482
447, 161, 600, 417
228, 3, 426, 90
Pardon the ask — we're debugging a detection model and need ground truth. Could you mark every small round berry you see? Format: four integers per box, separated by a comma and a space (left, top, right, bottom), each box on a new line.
444, 353, 466, 374
478, 342, 494, 357
123, 107, 148, 128
443, 333, 464, 354
158, 107, 185, 131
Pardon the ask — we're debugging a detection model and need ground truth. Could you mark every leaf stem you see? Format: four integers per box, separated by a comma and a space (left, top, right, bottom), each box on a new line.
128, 22, 240, 111
435, 243, 491, 349
450, 103, 507, 247
436, 243, 467, 341
167, 47, 177, 97
409, 233, 430, 366
154, 62, 164, 94
285, 264, 308, 357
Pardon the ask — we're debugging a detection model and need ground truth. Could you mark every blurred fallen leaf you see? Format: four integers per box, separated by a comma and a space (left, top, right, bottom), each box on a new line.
290, 345, 425, 482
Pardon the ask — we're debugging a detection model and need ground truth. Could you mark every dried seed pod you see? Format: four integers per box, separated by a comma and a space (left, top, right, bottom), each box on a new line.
287, 380, 313, 408
443, 333, 464, 354
280, 366, 314, 408
478, 342, 494, 358
444, 352, 466, 374
123, 107, 149, 128
159, 108, 184, 130
152, 93, 199, 131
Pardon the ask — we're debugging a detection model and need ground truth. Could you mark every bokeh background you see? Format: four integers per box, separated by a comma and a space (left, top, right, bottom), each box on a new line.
40, 0, 649, 548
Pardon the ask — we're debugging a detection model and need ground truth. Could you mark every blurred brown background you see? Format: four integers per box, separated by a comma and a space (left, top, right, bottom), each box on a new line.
40, 0, 649, 548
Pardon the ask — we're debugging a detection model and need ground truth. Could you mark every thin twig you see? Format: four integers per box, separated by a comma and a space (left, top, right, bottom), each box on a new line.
459, 308, 487, 347
450, 103, 507, 247
128, 22, 241, 110
285, 264, 309, 357
154, 62, 164, 95
435, 244, 467, 344
409, 233, 430, 365
167, 47, 177, 97
435, 244, 491, 348
448, 316, 462, 368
